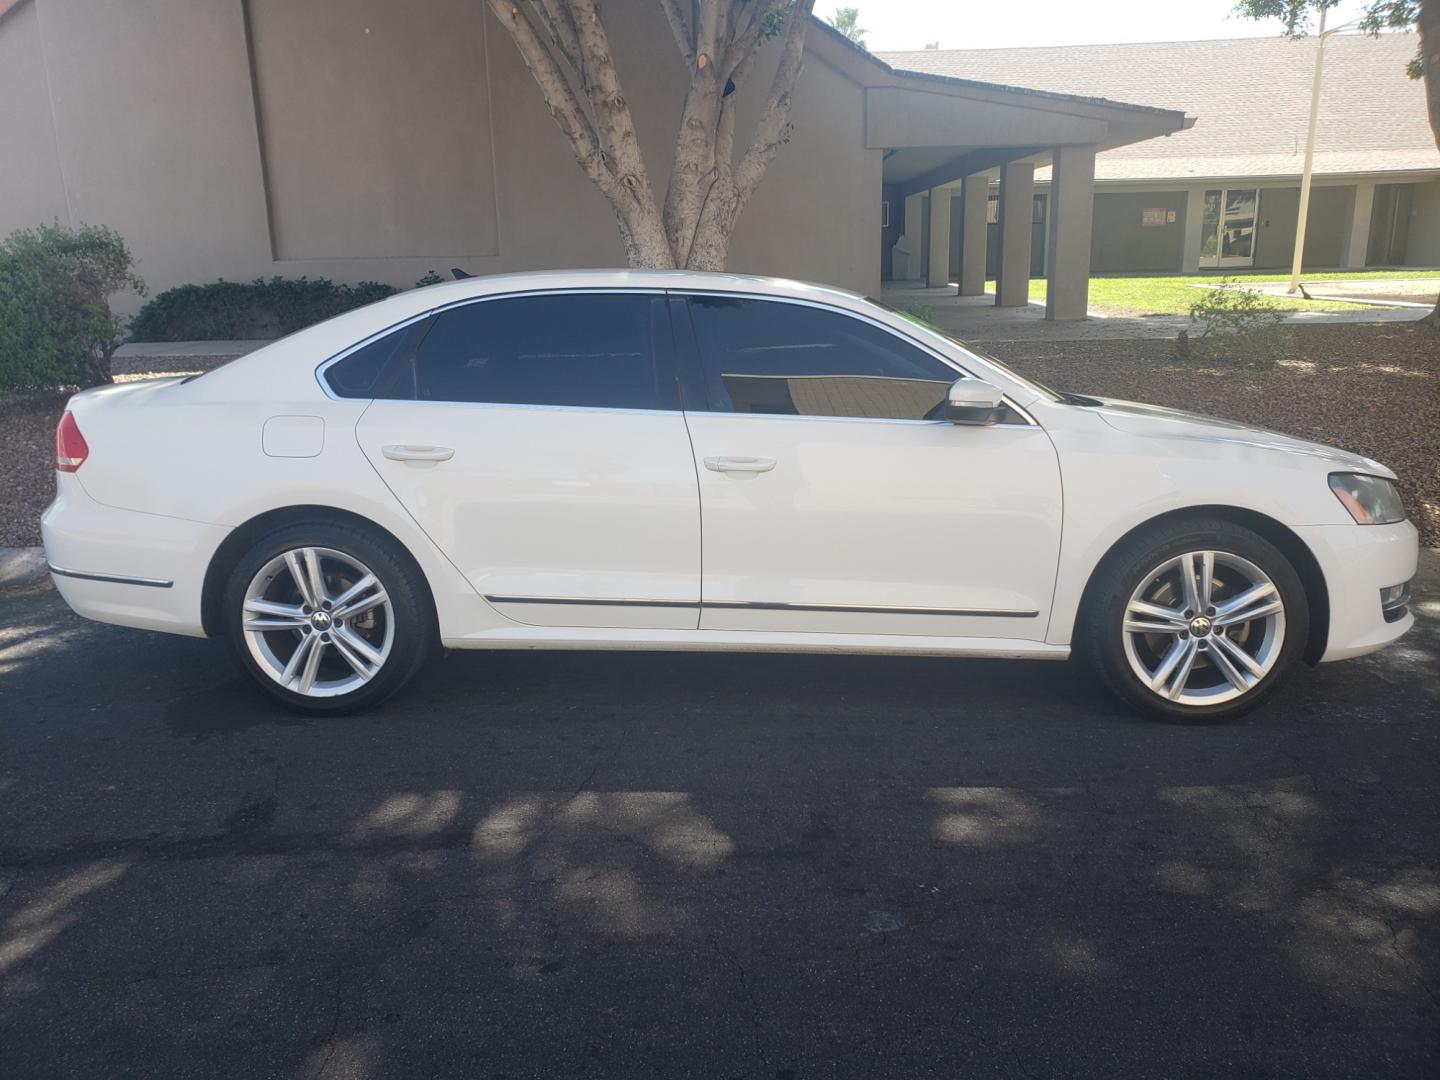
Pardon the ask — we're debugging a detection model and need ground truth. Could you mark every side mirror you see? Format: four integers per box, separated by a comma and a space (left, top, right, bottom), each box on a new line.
945, 377, 1005, 426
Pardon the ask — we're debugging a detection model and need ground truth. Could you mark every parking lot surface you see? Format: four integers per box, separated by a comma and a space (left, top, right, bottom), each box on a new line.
1, 559, 1437, 1079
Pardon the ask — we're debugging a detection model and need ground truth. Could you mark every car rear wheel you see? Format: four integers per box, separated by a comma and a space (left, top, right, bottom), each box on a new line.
1081, 518, 1309, 722
222, 522, 433, 715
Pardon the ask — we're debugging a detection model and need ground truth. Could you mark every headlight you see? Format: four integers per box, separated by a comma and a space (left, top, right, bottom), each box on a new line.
1328, 473, 1406, 525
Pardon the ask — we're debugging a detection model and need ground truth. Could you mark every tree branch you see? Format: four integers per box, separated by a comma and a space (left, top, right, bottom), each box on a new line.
531, 0, 585, 76
723, 0, 771, 76
659, 0, 696, 65
733, 0, 816, 208
484, 1, 614, 196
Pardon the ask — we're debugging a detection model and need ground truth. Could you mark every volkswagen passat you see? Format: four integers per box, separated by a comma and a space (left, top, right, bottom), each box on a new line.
43, 271, 1417, 720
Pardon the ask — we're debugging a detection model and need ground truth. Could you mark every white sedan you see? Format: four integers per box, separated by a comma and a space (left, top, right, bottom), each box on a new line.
43, 271, 1417, 720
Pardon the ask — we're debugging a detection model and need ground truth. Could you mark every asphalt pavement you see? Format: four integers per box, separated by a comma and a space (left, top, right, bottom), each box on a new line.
1, 559, 1437, 1079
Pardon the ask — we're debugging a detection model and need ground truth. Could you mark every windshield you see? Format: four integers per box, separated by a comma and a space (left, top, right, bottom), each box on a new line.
864, 296, 1063, 403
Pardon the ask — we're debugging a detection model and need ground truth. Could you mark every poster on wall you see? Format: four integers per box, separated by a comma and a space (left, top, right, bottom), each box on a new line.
1141, 207, 1168, 227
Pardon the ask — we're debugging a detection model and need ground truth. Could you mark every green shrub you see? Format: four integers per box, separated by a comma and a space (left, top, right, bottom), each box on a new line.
128, 275, 399, 342
1187, 280, 1292, 370
0, 222, 144, 391
414, 269, 446, 288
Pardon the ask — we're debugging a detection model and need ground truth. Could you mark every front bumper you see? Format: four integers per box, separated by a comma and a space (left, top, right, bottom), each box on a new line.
1293, 520, 1419, 662
41, 474, 227, 637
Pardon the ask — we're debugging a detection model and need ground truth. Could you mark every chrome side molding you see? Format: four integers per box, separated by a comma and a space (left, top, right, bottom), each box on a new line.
47, 564, 174, 589
485, 595, 1038, 618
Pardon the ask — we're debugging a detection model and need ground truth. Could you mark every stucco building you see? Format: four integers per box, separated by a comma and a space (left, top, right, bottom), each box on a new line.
880, 34, 1440, 282
0, 0, 1187, 319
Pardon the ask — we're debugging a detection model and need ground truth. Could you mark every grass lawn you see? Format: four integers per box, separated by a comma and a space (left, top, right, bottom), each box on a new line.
988, 269, 1439, 317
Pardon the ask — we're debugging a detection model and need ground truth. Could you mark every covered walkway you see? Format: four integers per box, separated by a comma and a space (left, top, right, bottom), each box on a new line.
873, 71, 1191, 319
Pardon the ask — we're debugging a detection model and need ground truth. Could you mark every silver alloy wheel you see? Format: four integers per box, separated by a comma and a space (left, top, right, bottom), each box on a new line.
241, 546, 395, 698
1121, 550, 1286, 707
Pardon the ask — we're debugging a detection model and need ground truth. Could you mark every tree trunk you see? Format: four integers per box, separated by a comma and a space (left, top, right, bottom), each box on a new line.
491, 0, 815, 275
1420, 0, 1440, 325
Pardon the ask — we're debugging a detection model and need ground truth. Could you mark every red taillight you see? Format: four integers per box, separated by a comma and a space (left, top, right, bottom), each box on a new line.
55, 411, 89, 473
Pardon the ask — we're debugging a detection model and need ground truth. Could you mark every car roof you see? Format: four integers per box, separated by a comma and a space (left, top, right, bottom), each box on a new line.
406, 268, 868, 308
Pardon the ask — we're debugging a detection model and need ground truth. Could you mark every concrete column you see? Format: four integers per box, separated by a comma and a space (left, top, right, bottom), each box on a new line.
1344, 180, 1376, 268
958, 172, 989, 296
926, 183, 954, 287
1045, 144, 1096, 321
1181, 186, 1206, 272
995, 160, 1035, 307
892, 191, 926, 280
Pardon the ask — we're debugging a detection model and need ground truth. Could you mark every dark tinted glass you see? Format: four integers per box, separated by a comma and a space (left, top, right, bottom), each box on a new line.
686, 297, 957, 420
325, 325, 413, 398
413, 293, 664, 410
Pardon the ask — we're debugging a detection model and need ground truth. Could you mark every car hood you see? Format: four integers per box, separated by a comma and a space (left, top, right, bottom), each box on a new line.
1090, 398, 1393, 478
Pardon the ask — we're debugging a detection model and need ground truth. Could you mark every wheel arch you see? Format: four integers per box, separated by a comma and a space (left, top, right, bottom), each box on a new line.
1075, 505, 1330, 665
201, 504, 437, 638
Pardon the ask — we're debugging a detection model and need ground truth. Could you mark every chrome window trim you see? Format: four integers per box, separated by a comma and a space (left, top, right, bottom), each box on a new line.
314, 288, 669, 404
342, 399, 686, 418
485, 594, 1037, 618
679, 409, 1037, 431
315, 286, 1042, 428
48, 564, 174, 589
670, 289, 1040, 427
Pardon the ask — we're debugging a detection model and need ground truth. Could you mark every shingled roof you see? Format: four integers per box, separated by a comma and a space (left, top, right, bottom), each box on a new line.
879, 34, 1440, 183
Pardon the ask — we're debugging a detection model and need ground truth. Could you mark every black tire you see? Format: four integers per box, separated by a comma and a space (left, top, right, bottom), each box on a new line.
1078, 516, 1310, 723
221, 520, 434, 715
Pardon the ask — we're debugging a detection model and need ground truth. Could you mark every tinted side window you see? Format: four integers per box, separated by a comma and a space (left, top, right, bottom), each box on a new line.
324, 324, 414, 399
685, 297, 957, 420
413, 293, 666, 410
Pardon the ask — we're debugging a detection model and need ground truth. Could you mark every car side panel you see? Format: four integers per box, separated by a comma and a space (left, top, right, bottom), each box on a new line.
1040, 404, 1359, 647
56, 381, 501, 640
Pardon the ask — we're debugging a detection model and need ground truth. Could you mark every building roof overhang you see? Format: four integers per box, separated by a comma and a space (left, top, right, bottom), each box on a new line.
801, 22, 1192, 196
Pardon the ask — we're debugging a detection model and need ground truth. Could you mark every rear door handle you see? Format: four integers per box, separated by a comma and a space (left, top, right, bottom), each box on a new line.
382, 445, 455, 462
704, 456, 776, 474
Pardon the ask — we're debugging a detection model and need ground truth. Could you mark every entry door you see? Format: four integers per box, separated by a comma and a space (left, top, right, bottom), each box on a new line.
353, 291, 701, 630
1200, 188, 1260, 268
676, 295, 1063, 639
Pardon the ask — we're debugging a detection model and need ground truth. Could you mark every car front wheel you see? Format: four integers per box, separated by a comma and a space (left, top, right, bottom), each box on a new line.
222, 522, 433, 715
1081, 518, 1310, 722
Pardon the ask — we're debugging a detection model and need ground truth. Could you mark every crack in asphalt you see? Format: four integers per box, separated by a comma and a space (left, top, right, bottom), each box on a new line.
307, 964, 347, 1080
707, 932, 772, 1074
1378, 913, 1440, 1015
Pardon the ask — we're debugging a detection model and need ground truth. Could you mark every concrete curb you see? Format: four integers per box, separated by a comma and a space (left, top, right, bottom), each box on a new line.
0, 546, 49, 590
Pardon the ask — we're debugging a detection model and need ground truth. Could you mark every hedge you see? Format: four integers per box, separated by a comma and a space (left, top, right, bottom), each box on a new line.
128, 276, 400, 342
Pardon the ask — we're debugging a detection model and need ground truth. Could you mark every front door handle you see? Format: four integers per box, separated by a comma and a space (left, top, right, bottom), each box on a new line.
704, 455, 776, 474
382, 444, 455, 462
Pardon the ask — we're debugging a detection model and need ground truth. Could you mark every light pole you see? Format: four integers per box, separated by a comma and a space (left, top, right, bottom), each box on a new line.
1289, 11, 1361, 294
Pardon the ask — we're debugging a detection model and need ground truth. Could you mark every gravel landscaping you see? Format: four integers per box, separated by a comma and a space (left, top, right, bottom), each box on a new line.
1, 324, 1436, 550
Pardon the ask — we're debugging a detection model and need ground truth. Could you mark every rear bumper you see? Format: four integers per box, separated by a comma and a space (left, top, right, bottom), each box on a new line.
1293, 520, 1419, 662
41, 474, 226, 637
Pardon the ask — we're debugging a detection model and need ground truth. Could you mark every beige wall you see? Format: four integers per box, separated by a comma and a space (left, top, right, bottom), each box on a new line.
0, 0, 69, 228
0, 0, 881, 313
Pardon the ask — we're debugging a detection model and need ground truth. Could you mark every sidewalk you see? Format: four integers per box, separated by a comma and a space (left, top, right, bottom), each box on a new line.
879, 284, 1428, 343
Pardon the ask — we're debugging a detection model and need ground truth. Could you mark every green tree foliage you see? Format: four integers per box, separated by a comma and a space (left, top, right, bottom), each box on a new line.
0, 222, 144, 391
828, 5, 866, 47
